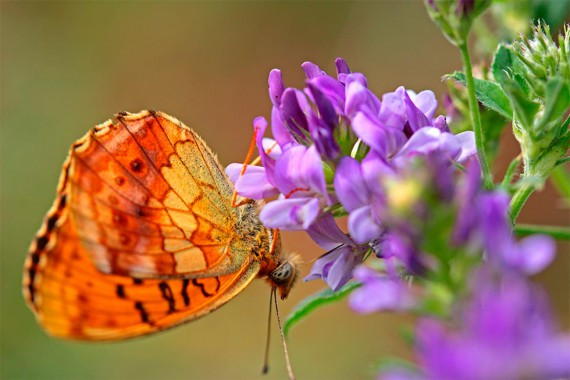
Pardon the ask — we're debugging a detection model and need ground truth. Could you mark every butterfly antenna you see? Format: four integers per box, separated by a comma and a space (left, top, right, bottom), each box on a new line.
273, 288, 296, 380
261, 287, 273, 375
301, 243, 345, 268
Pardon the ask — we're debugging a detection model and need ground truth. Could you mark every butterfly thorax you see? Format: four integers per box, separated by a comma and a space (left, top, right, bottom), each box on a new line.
233, 202, 280, 271
233, 202, 298, 299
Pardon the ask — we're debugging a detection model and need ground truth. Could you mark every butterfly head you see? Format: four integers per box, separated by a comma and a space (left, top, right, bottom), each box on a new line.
269, 254, 301, 300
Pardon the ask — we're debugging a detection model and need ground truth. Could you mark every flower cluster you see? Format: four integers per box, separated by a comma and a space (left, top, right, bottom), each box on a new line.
383, 271, 570, 380
227, 57, 569, 379
226, 58, 476, 290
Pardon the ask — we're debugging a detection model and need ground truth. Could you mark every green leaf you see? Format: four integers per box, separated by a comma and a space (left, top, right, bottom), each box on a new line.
491, 44, 515, 85
491, 44, 540, 130
491, 44, 527, 85
283, 282, 360, 337
447, 71, 513, 119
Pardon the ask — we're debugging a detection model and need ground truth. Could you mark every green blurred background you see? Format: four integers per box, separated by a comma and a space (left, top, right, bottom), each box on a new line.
1, 2, 568, 379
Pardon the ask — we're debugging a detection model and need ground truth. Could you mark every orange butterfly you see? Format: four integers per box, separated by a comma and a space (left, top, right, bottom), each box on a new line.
23, 110, 299, 344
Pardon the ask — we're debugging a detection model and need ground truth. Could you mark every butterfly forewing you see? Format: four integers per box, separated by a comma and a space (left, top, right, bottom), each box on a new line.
62, 110, 248, 278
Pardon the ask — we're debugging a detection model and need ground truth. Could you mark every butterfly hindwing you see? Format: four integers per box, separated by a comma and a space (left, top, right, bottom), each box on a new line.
23, 148, 260, 340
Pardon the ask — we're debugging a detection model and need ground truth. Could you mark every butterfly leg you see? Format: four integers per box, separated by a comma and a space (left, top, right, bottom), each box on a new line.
269, 228, 280, 255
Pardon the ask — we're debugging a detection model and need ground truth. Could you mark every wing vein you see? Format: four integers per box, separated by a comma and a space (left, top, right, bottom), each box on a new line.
151, 114, 230, 218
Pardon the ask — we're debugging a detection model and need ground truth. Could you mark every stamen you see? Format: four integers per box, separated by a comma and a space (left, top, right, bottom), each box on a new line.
284, 187, 310, 199
231, 126, 259, 208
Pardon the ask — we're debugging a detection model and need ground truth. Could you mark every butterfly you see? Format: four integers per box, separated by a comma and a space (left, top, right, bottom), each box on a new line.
23, 110, 299, 342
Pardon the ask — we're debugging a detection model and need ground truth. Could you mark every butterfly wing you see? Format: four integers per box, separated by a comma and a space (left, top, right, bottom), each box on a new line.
63, 110, 247, 278
23, 160, 260, 340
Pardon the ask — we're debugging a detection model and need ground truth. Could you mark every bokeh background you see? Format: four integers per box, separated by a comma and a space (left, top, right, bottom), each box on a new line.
1, 2, 568, 379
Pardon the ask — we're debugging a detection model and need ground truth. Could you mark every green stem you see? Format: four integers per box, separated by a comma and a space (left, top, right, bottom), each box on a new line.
555, 157, 570, 167
458, 42, 493, 189
509, 184, 535, 224
514, 224, 570, 240
501, 155, 522, 190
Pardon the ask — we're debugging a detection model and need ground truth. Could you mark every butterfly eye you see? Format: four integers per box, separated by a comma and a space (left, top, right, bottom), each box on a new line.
270, 262, 294, 284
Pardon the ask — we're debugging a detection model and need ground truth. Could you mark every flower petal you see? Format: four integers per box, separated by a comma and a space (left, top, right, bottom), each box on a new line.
303, 248, 344, 282
225, 164, 278, 199
348, 205, 383, 244
309, 75, 346, 114
280, 88, 310, 140
307, 213, 354, 249
271, 106, 294, 147
516, 235, 556, 275
268, 69, 285, 107
334, 156, 371, 212
261, 137, 282, 160
260, 197, 321, 230
303, 145, 328, 197
379, 87, 407, 130
345, 81, 380, 119
326, 248, 363, 291
404, 90, 431, 132
455, 131, 476, 163
393, 127, 462, 166
301, 61, 325, 79
411, 90, 437, 119
352, 112, 406, 157
433, 115, 450, 132
308, 82, 338, 129
335, 57, 351, 76
350, 266, 416, 313
478, 192, 512, 257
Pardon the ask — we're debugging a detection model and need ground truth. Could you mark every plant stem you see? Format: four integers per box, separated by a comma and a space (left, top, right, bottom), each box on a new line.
458, 42, 493, 189
509, 184, 535, 224
556, 157, 570, 167
501, 154, 522, 190
514, 224, 570, 240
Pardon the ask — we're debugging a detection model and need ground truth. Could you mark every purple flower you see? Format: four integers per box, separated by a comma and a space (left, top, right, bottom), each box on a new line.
453, 158, 483, 244
307, 82, 341, 160
378, 232, 428, 276
392, 127, 476, 168
478, 192, 555, 275
334, 154, 395, 244
226, 58, 481, 273
351, 112, 407, 158
280, 88, 311, 144
304, 214, 366, 290
453, 160, 555, 275
411, 272, 570, 380
349, 265, 417, 313
226, 163, 278, 200
260, 144, 330, 230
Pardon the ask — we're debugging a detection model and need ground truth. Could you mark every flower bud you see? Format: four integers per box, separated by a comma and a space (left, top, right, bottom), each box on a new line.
424, 0, 491, 46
